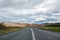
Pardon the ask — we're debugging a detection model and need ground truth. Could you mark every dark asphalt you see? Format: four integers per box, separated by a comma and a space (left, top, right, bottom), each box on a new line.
33, 28, 60, 40
0, 28, 60, 40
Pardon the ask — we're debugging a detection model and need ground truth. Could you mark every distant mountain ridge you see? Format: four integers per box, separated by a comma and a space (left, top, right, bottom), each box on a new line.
0, 22, 60, 27
0, 22, 39, 27
0, 22, 29, 27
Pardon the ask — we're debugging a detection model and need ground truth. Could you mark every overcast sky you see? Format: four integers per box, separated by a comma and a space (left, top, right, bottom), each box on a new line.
0, 0, 60, 24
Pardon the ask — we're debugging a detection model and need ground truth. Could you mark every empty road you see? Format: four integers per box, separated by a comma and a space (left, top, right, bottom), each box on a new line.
0, 28, 60, 40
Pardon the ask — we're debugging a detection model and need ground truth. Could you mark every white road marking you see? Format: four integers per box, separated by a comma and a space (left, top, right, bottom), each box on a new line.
31, 28, 36, 40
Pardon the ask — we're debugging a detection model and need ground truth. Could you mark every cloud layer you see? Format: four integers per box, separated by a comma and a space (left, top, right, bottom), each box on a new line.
0, 0, 60, 24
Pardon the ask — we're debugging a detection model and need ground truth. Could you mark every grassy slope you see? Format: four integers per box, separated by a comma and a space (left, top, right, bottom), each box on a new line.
39, 27, 60, 32
0, 27, 24, 35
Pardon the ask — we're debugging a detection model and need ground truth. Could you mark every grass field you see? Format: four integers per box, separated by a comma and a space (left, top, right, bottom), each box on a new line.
39, 27, 60, 32
0, 27, 24, 35
0, 26, 60, 35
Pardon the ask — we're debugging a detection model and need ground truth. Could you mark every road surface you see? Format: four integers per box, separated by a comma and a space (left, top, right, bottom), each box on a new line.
0, 28, 60, 40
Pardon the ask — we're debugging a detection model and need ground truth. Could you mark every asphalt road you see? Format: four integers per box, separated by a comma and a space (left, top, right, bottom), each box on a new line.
0, 28, 60, 40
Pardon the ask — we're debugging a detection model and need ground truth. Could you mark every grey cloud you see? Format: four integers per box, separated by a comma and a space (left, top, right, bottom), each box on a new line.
0, 0, 43, 9
0, 0, 60, 24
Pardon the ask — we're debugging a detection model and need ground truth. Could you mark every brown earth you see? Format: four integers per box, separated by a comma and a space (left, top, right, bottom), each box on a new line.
0, 22, 45, 27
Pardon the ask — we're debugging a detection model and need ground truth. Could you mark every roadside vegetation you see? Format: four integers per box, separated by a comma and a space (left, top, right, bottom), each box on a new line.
0, 24, 24, 35
0, 27, 24, 35
39, 25, 60, 32
39, 27, 60, 32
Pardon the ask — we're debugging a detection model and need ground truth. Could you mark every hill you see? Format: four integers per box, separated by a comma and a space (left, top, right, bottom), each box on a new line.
0, 22, 40, 27
0, 22, 60, 27
43, 22, 60, 27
